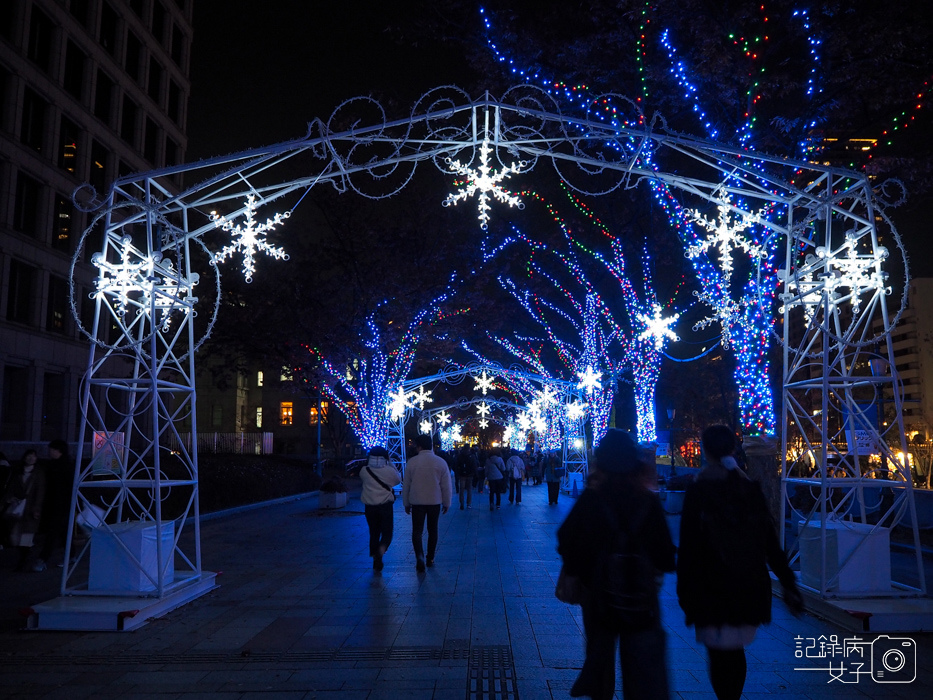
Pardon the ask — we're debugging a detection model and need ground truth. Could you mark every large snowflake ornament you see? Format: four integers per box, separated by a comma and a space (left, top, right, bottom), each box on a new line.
478, 418, 490, 429
686, 191, 764, 284
443, 138, 524, 230
779, 232, 890, 314
410, 385, 433, 410
575, 365, 602, 398
387, 387, 412, 421
419, 419, 433, 435
637, 304, 680, 351
474, 369, 496, 395
211, 193, 290, 282
692, 290, 743, 350
436, 410, 452, 427
476, 401, 491, 418
565, 401, 587, 421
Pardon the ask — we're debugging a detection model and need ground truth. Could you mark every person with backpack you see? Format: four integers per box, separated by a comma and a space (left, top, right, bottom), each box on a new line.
506, 449, 525, 504
676, 425, 803, 700
557, 429, 676, 700
456, 447, 477, 510
359, 446, 401, 572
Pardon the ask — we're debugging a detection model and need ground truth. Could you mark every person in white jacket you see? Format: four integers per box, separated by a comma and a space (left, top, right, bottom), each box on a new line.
402, 434, 451, 571
360, 446, 401, 572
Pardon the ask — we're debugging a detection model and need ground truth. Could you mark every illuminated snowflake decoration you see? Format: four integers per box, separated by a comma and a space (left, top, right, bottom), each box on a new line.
410, 385, 433, 410
478, 418, 489, 429
537, 386, 559, 408
387, 387, 412, 421
443, 138, 524, 230
436, 410, 452, 427
686, 190, 764, 285
637, 304, 680, 351
419, 419, 433, 435
779, 233, 890, 315
476, 401, 491, 418
92, 237, 194, 331
692, 290, 744, 350
211, 193, 290, 283
565, 401, 587, 421
503, 424, 514, 444
575, 365, 602, 398
516, 412, 531, 433
474, 369, 496, 395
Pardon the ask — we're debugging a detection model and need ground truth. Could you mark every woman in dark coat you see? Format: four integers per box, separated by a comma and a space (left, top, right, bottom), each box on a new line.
558, 429, 676, 700
677, 425, 803, 700
2, 449, 46, 570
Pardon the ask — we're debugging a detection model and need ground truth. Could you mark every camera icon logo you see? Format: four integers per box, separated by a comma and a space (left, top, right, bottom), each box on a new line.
871, 635, 916, 683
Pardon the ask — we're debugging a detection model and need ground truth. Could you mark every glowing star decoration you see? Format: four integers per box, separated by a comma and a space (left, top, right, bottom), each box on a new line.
638, 304, 680, 351
387, 387, 412, 421
410, 385, 433, 410
210, 193, 290, 283
478, 418, 489, 429
474, 369, 496, 395
436, 410, 452, 427
476, 401, 491, 418
686, 191, 764, 284
419, 419, 432, 435
575, 365, 602, 398
566, 401, 587, 421
443, 138, 524, 230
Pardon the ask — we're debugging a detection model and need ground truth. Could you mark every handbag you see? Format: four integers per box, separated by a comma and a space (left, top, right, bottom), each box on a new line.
553, 466, 566, 478
2, 498, 26, 521
555, 565, 585, 605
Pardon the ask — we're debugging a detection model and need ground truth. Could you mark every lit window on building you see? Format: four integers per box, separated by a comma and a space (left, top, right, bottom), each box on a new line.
257, 371, 264, 387
255, 407, 262, 428
280, 402, 293, 426
280, 366, 292, 382
309, 401, 329, 426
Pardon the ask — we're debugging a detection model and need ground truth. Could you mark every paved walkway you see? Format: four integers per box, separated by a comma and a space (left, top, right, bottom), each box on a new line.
0, 480, 931, 699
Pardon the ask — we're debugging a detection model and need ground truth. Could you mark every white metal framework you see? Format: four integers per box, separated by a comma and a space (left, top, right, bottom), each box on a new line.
63, 86, 920, 607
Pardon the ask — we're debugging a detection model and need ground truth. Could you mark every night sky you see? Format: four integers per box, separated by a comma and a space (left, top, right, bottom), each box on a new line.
186, 0, 475, 160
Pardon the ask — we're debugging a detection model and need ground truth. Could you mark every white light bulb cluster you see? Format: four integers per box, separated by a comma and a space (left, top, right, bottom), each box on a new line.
474, 369, 496, 395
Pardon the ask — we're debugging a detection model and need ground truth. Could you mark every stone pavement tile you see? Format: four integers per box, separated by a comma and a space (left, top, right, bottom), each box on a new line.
1, 671, 81, 687
295, 692, 368, 700
235, 692, 307, 699
240, 616, 318, 650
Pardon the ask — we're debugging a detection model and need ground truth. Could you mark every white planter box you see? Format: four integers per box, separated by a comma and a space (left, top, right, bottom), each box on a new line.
89, 521, 174, 593
799, 519, 891, 593
320, 491, 347, 509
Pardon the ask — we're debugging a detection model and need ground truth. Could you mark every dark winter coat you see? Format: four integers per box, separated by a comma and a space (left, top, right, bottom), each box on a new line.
676, 470, 796, 628
557, 477, 676, 588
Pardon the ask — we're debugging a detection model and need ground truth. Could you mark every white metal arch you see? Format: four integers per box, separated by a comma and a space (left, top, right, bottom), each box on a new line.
54, 86, 920, 622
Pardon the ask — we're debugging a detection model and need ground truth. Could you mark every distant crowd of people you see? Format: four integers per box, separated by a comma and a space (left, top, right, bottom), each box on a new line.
1, 440, 75, 573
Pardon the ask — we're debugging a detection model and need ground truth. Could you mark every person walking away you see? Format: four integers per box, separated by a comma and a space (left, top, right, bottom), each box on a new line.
475, 451, 486, 494
677, 425, 803, 700
532, 449, 543, 485
360, 446, 401, 572
33, 439, 76, 571
484, 449, 506, 510
2, 450, 46, 571
456, 447, 477, 509
544, 451, 563, 505
402, 434, 451, 571
558, 429, 676, 699
507, 449, 525, 504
